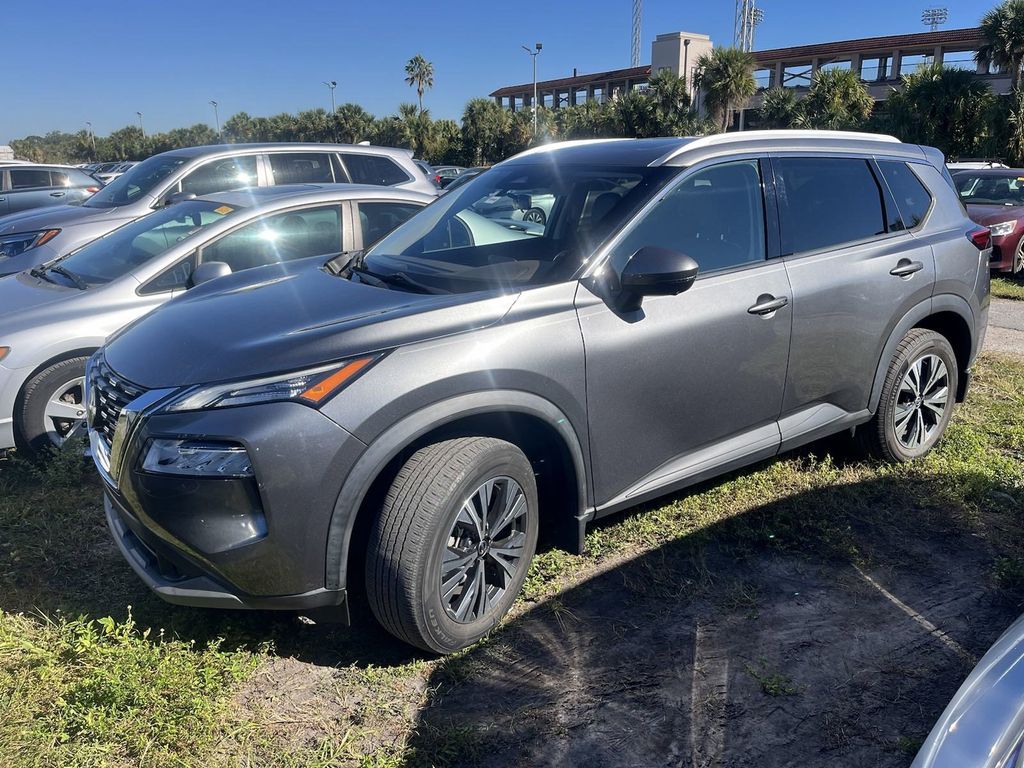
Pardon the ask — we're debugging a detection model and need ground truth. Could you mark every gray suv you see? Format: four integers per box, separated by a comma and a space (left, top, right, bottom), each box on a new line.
0, 165, 102, 215
0, 143, 436, 275
87, 131, 991, 654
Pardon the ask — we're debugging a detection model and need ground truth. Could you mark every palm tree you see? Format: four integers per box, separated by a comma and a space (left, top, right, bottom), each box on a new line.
800, 68, 874, 129
758, 87, 801, 128
695, 47, 757, 132
978, 0, 1024, 92
334, 103, 375, 144
404, 54, 435, 113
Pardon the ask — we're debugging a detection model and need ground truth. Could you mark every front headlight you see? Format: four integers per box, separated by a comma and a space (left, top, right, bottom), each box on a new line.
162, 355, 381, 413
989, 220, 1018, 238
0, 229, 61, 258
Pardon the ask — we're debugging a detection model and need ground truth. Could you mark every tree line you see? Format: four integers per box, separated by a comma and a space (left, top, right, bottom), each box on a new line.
12, 1, 1024, 168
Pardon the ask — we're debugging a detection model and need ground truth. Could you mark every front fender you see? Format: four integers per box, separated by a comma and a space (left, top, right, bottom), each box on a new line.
323, 389, 588, 591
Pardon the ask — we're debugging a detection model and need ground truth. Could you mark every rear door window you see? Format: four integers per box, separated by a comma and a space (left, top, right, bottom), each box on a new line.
774, 157, 887, 255
357, 201, 425, 246
343, 153, 409, 186
179, 156, 258, 196
268, 153, 335, 184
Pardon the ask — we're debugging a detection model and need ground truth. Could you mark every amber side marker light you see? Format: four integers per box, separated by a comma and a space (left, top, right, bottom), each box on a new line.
299, 357, 376, 404
35, 230, 61, 248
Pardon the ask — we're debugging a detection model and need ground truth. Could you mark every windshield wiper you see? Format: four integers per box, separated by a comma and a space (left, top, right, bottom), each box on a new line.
48, 264, 88, 290
350, 266, 447, 294
29, 265, 58, 284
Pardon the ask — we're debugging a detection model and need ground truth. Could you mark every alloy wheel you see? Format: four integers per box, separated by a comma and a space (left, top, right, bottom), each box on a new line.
893, 354, 949, 450
42, 376, 87, 447
439, 476, 529, 624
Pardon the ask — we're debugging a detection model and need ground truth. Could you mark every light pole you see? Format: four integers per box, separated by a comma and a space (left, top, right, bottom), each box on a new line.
521, 43, 542, 134
323, 80, 337, 114
136, 111, 145, 138
85, 121, 96, 159
209, 100, 221, 140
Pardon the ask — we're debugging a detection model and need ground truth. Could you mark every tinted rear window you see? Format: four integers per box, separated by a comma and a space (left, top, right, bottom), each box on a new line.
877, 161, 933, 230
10, 169, 52, 189
344, 154, 409, 186
775, 157, 886, 255
269, 153, 334, 184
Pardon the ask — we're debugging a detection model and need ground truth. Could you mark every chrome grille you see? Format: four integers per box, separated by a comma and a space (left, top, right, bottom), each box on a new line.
90, 357, 147, 447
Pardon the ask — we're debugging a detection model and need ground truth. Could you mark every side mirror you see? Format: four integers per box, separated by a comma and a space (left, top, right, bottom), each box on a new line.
163, 191, 197, 207
616, 246, 699, 311
188, 261, 232, 288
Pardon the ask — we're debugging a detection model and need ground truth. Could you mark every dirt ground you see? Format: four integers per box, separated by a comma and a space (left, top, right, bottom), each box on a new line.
401, 475, 1018, 767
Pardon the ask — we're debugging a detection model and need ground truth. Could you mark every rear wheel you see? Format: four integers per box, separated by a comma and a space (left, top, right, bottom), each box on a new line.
366, 437, 538, 654
858, 329, 957, 463
15, 357, 90, 455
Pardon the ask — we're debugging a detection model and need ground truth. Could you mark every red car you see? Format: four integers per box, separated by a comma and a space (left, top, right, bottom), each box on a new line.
952, 169, 1024, 274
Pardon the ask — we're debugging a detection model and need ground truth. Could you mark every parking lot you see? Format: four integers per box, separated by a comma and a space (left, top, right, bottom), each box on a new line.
1, 310, 1021, 766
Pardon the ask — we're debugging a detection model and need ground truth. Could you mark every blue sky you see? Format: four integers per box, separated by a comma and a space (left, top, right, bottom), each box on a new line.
1, 0, 992, 142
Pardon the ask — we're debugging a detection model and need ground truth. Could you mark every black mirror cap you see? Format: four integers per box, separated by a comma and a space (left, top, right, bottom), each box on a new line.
188, 261, 232, 288
165, 191, 197, 207
617, 246, 699, 310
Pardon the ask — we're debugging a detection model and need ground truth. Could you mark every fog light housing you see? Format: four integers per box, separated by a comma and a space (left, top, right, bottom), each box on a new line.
141, 439, 253, 478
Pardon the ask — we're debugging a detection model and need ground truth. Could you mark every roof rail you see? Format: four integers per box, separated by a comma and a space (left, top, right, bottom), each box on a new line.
654, 129, 901, 165
510, 138, 629, 160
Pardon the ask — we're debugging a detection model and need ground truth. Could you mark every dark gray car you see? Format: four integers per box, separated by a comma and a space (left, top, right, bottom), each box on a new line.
0, 143, 436, 276
0, 165, 101, 216
88, 131, 991, 654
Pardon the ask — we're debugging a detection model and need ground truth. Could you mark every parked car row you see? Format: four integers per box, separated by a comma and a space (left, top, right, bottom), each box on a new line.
0, 142, 436, 276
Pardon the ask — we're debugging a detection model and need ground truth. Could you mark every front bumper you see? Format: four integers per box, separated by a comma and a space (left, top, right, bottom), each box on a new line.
91, 384, 367, 611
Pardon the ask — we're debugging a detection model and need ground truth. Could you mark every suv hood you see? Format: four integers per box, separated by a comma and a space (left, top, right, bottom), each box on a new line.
0, 204, 128, 235
104, 258, 519, 389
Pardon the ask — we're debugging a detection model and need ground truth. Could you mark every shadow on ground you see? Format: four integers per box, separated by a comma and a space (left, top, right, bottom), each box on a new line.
404, 470, 1023, 768
1, 444, 1022, 766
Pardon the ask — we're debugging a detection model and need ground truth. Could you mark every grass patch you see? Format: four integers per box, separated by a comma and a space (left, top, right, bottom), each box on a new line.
0, 353, 1022, 765
992, 276, 1024, 301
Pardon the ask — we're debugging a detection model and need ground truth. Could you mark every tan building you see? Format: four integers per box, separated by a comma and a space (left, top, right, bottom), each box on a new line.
490, 26, 1011, 127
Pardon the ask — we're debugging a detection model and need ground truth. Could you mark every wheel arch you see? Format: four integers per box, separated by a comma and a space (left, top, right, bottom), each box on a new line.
868, 294, 975, 412
324, 390, 589, 593
14, 347, 99, 408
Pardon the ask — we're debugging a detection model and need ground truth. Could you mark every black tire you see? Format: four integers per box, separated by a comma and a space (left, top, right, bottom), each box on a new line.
366, 437, 538, 654
15, 356, 90, 456
858, 329, 958, 463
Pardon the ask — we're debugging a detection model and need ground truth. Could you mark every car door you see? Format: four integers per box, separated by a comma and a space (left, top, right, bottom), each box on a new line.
577, 157, 793, 512
7, 168, 61, 213
772, 155, 936, 450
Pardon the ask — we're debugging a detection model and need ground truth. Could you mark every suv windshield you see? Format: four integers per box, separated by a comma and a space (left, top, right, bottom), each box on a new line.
84, 154, 189, 208
955, 172, 1024, 206
57, 199, 242, 285
362, 163, 673, 293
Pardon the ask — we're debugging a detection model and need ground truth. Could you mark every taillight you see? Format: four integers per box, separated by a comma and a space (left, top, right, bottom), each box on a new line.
968, 226, 991, 250
85, 186, 100, 194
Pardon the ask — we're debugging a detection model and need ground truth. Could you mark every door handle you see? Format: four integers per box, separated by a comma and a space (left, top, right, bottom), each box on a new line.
49, 191, 66, 198
890, 259, 923, 278
747, 294, 789, 316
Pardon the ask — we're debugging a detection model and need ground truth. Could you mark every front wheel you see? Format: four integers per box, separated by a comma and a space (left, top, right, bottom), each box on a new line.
858, 329, 958, 462
15, 356, 90, 455
366, 437, 538, 654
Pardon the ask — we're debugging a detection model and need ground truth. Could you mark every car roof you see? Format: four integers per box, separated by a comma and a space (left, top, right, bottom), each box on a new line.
156, 142, 415, 162
197, 183, 433, 207
504, 131, 914, 168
